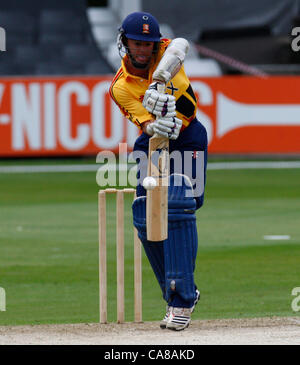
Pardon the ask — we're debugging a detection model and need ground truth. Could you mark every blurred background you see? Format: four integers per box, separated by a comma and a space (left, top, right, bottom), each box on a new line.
0, 0, 300, 157
1, 0, 300, 77
0, 0, 300, 158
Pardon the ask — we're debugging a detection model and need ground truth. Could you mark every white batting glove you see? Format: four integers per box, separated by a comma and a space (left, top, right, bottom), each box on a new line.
143, 82, 176, 118
151, 116, 182, 140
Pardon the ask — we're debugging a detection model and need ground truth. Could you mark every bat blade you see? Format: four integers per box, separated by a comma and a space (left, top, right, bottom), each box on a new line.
146, 135, 169, 241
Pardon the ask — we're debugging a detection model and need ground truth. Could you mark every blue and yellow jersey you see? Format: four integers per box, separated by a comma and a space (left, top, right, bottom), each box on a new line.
109, 38, 197, 131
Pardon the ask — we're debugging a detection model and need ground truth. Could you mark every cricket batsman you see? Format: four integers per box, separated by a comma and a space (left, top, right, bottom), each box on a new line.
109, 12, 207, 331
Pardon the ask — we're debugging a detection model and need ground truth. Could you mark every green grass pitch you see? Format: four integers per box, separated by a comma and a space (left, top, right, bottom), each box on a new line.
0, 160, 299, 325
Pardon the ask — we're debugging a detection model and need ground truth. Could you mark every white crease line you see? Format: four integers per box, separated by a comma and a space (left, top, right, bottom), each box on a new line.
0, 161, 300, 174
263, 235, 291, 240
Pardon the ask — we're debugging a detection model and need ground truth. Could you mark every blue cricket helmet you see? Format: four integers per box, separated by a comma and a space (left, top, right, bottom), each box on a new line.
120, 12, 162, 42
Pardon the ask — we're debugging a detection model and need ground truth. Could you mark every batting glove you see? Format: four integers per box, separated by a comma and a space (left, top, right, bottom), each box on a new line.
151, 116, 182, 140
143, 82, 176, 118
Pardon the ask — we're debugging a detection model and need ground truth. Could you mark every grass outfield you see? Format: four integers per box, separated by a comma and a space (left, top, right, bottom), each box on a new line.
0, 162, 299, 325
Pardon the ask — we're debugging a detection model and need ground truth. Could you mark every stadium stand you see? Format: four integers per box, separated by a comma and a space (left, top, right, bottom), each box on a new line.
84, 59, 113, 75
15, 44, 63, 64
0, 61, 19, 76
63, 44, 105, 67
0, 0, 114, 76
0, 11, 37, 46
143, 0, 300, 76
62, 44, 113, 74
34, 61, 84, 76
38, 9, 87, 46
1, 0, 300, 76
196, 26, 295, 75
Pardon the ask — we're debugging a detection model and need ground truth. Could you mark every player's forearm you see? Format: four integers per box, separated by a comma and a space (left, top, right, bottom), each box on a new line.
152, 38, 189, 84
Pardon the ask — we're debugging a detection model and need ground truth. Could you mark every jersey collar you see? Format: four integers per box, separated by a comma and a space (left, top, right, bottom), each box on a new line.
121, 55, 157, 82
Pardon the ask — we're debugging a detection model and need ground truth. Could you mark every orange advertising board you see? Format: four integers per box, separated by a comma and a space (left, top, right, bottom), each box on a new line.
191, 76, 300, 154
0, 75, 300, 157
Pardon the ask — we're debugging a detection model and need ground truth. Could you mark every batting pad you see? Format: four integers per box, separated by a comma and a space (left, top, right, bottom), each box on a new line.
164, 173, 198, 307
132, 174, 199, 307
132, 196, 166, 297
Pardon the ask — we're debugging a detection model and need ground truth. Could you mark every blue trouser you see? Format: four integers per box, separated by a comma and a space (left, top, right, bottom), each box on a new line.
132, 119, 207, 308
133, 118, 207, 209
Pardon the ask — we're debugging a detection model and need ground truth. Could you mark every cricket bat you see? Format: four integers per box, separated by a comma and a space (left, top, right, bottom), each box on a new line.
146, 83, 169, 241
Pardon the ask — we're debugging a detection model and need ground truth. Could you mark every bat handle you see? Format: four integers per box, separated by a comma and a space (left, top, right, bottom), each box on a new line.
156, 82, 165, 94
152, 83, 166, 138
